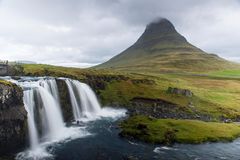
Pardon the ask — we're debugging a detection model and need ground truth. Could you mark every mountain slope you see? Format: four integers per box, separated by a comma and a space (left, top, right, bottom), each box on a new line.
95, 18, 239, 73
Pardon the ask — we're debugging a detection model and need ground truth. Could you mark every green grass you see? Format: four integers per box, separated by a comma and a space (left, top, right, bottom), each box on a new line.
100, 72, 240, 120
120, 115, 240, 144
209, 70, 240, 78
0, 80, 14, 86
22, 64, 125, 80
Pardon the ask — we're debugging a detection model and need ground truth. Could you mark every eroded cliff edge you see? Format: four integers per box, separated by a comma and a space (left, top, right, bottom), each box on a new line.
0, 80, 28, 154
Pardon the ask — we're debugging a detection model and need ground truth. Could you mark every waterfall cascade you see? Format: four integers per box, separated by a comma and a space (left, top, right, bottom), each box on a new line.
16, 77, 102, 152
65, 79, 101, 120
20, 79, 66, 150
0, 76, 127, 160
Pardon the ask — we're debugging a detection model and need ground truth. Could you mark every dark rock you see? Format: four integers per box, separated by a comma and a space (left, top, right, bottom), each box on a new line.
131, 79, 155, 85
0, 82, 28, 155
167, 87, 193, 97
224, 119, 232, 123
56, 79, 74, 122
164, 129, 176, 145
129, 97, 212, 121
123, 155, 139, 160
136, 123, 147, 130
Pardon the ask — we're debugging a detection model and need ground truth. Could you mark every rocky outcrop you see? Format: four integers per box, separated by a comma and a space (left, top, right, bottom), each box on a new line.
131, 79, 155, 85
0, 81, 28, 155
128, 97, 211, 121
56, 79, 73, 122
167, 87, 193, 97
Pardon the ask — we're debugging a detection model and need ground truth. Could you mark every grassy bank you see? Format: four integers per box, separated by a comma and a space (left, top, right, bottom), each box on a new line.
0, 80, 14, 86
15, 64, 240, 121
120, 115, 240, 144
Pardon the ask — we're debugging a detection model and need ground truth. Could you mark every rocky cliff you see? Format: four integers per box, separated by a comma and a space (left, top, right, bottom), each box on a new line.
0, 80, 28, 155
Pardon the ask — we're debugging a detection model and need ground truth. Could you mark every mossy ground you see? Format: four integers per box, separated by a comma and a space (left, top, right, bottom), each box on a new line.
120, 115, 240, 144
0, 80, 14, 86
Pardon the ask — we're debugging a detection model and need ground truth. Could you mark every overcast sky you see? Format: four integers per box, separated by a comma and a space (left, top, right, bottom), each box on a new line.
0, 0, 239, 67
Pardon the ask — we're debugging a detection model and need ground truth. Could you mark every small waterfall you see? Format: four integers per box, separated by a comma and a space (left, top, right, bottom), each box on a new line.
19, 78, 66, 149
39, 79, 60, 102
23, 89, 39, 150
37, 87, 65, 140
19, 77, 101, 150
65, 79, 82, 120
65, 79, 101, 120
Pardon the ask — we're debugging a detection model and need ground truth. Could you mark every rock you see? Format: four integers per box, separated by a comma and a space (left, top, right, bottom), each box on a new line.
123, 155, 139, 160
188, 102, 194, 108
137, 123, 147, 130
224, 119, 232, 123
167, 87, 193, 97
0, 81, 28, 155
129, 97, 212, 121
131, 79, 155, 85
56, 79, 73, 122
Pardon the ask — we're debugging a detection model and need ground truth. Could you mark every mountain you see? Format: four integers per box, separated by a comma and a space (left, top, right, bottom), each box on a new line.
95, 18, 239, 73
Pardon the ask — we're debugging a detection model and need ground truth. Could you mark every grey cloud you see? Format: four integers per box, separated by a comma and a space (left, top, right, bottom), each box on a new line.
0, 0, 239, 67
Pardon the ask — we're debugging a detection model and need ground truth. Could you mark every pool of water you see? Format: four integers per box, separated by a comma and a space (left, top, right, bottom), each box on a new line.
29, 117, 240, 160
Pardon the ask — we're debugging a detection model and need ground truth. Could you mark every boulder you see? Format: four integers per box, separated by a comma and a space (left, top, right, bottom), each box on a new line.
167, 87, 193, 97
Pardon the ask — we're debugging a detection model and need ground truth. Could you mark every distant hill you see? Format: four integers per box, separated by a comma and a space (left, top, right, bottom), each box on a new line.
15, 60, 37, 64
95, 18, 239, 73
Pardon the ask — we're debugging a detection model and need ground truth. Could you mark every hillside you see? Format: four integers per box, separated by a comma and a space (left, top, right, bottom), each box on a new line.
96, 18, 239, 73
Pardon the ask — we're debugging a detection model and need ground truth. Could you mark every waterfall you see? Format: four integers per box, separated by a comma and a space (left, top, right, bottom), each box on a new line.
65, 79, 101, 120
65, 79, 82, 120
19, 77, 101, 150
10, 77, 105, 159
39, 79, 60, 102
1, 76, 127, 159
37, 87, 65, 140
23, 89, 39, 150
19, 78, 66, 149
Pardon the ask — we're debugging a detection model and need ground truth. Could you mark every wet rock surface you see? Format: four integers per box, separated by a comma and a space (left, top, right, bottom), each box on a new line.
0, 82, 28, 155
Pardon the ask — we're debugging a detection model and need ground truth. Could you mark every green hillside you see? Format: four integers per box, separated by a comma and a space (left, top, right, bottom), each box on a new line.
95, 18, 239, 73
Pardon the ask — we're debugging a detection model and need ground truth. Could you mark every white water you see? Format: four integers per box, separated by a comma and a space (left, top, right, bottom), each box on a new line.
37, 86, 65, 141
65, 79, 82, 120
15, 78, 76, 160
65, 79, 101, 121
21, 79, 66, 143
1, 77, 127, 160
23, 89, 39, 150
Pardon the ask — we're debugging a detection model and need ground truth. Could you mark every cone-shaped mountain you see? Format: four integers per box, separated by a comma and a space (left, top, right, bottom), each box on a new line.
96, 18, 239, 72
